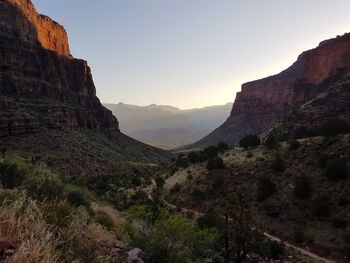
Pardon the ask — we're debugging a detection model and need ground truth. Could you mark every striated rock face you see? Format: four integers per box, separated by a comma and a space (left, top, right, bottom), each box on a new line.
0, 0, 119, 137
188, 33, 350, 148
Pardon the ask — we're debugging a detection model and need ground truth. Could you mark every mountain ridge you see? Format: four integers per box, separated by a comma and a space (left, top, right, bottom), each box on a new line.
185, 33, 350, 149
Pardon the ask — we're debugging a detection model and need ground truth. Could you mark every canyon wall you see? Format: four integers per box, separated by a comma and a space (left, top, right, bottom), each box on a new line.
0, 0, 119, 137
188, 33, 350, 148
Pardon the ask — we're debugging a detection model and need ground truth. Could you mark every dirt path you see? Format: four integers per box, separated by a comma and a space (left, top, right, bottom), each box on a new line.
180, 207, 336, 263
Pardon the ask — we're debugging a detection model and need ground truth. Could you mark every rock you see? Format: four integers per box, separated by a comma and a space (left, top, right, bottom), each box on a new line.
0, 0, 119, 137
188, 33, 350, 148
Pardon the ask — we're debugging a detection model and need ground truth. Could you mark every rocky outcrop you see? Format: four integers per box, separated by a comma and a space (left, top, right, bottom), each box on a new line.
0, 0, 119, 137
188, 33, 350, 148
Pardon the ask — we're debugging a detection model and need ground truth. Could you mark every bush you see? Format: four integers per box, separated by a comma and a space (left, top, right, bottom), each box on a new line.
325, 160, 349, 180
312, 196, 330, 218
331, 218, 348, 229
294, 176, 312, 200
65, 186, 90, 208
239, 135, 261, 149
257, 176, 276, 201
318, 119, 350, 137
206, 157, 224, 170
0, 159, 31, 188
94, 211, 115, 230
272, 155, 285, 173
23, 169, 64, 201
187, 152, 207, 163
203, 146, 218, 158
217, 142, 229, 152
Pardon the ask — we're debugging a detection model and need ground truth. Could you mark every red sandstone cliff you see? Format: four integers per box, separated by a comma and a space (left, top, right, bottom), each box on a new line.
188, 33, 350, 148
0, 0, 119, 136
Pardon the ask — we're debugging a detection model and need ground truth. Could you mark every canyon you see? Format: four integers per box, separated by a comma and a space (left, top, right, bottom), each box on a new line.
187, 33, 350, 148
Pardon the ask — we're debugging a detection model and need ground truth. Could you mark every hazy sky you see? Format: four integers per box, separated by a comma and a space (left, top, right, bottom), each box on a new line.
32, 0, 350, 109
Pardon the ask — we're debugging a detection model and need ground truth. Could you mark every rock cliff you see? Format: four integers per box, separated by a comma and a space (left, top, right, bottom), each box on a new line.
0, 0, 119, 137
188, 33, 350, 148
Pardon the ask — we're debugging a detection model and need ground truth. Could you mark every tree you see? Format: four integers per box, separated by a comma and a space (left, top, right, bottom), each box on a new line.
239, 135, 261, 149
222, 194, 265, 263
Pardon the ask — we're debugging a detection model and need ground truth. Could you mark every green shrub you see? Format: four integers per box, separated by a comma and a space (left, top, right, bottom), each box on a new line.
23, 169, 64, 201
312, 196, 330, 218
257, 176, 276, 201
65, 186, 90, 208
325, 160, 349, 180
0, 159, 31, 188
94, 211, 115, 230
239, 135, 261, 149
294, 176, 312, 200
272, 155, 285, 172
206, 157, 224, 170
331, 218, 348, 229
203, 146, 218, 158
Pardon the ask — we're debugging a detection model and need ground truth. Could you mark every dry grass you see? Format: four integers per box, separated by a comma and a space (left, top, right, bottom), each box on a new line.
0, 193, 61, 263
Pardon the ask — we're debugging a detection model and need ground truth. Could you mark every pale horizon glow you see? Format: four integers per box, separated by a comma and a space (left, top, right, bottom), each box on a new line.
32, 0, 350, 110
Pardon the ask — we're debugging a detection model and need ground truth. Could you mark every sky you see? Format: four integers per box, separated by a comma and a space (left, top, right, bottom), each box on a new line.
32, 0, 350, 110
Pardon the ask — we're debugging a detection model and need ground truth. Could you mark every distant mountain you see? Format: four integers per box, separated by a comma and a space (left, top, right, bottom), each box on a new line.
104, 103, 233, 149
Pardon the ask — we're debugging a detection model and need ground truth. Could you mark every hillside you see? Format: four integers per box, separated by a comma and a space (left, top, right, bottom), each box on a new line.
166, 134, 350, 262
104, 102, 232, 149
185, 33, 350, 149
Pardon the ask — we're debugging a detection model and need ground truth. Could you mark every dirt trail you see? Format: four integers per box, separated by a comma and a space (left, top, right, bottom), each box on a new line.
180, 207, 336, 263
